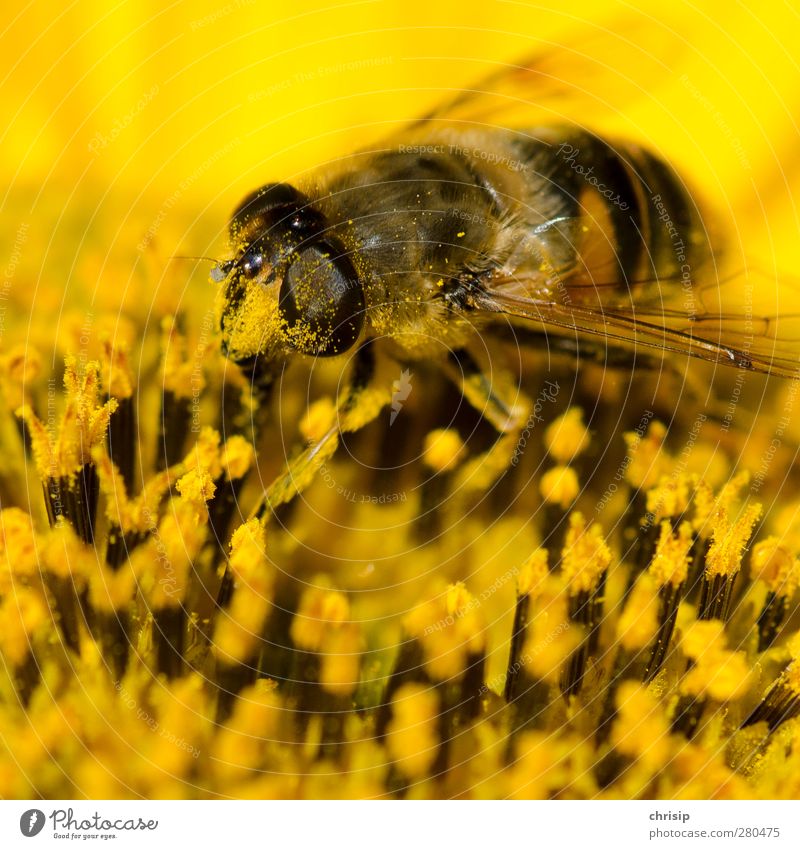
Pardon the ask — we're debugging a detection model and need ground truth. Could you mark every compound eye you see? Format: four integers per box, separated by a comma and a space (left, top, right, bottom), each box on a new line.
278, 243, 365, 356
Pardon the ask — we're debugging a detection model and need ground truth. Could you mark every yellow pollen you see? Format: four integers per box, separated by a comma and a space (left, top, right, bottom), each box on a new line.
17, 357, 117, 479
705, 502, 762, 578
540, 465, 579, 508
624, 421, 668, 490
423, 428, 466, 473
561, 512, 611, 594
517, 548, 548, 596
544, 407, 590, 463
750, 537, 800, 597
648, 520, 693, 587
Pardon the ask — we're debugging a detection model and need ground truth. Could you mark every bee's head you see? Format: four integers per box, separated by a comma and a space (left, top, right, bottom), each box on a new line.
215, 182, 366, 365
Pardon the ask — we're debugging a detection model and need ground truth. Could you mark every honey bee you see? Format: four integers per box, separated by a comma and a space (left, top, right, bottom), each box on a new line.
212, 35, 800, 515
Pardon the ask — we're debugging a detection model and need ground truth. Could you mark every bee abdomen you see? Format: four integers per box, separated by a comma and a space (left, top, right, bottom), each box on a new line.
509, 130, 708, 286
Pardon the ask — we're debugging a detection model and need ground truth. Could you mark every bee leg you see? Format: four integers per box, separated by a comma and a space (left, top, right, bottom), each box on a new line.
252, 341, 394, 522
442, 348, 536, 497
443, 347, 531, 434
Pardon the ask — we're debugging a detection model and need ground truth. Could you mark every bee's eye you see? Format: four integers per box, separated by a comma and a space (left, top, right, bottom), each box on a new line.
279, 243, 365, 357
240, 250, 264, 279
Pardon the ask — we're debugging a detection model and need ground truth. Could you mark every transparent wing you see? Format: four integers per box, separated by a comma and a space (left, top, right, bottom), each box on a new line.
471, 267, 800, 378
399, 21, 800, 377
409, 18, 693, 133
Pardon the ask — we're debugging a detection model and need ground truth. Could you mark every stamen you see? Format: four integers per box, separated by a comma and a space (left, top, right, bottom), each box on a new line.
698, 502, 761, 621
644, 521, 693, 681
750, 538, 800, 651
155, 317, 197, 471
559, 513, 611, 697
213, 519, 274, 720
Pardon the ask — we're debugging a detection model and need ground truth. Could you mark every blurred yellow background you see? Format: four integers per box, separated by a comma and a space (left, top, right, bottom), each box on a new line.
2, 0, 800, 321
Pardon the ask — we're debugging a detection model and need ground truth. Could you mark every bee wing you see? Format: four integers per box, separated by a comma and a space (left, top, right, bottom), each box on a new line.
471, 268, 800, 378
412, 19, 692, 132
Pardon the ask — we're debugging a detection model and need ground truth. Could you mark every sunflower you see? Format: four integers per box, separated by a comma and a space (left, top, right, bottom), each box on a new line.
2, 0, 800, 801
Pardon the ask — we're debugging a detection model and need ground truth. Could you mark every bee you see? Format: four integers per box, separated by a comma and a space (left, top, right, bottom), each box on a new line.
212, 33, 800, 516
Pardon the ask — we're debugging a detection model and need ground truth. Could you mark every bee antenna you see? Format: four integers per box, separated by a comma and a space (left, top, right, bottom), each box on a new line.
168, 254, 223, 264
